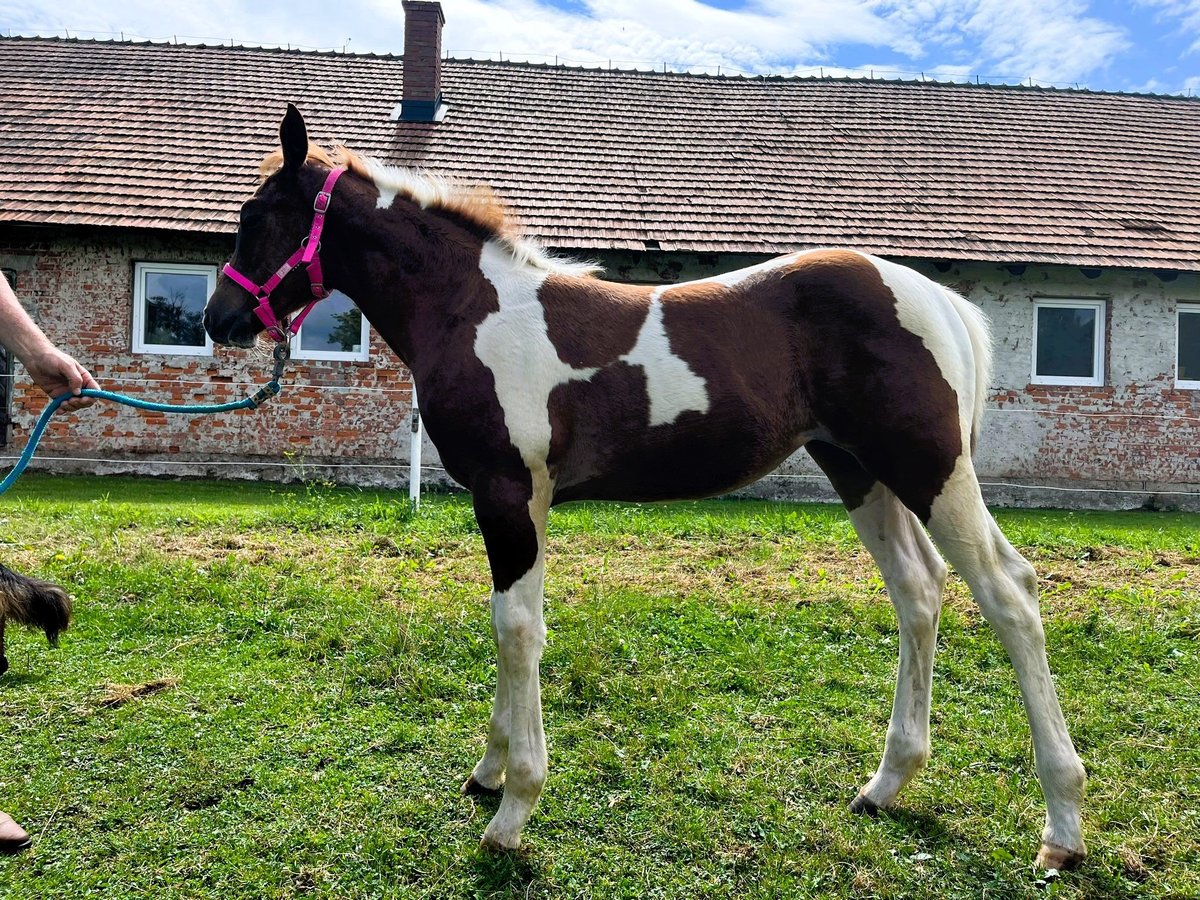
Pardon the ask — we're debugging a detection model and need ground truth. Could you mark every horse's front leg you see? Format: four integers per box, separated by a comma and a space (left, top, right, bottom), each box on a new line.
462, 620, 510, 795
468, 471, 551, 851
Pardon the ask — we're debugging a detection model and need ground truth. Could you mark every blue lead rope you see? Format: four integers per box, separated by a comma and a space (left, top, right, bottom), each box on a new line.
0, 346, 288, 496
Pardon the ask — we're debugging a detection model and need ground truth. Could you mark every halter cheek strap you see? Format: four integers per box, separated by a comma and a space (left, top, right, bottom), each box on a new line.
222, 166, 347, 342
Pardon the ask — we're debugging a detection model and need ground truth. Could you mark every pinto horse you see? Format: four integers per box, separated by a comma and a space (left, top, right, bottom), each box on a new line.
204, 105, 1087, 868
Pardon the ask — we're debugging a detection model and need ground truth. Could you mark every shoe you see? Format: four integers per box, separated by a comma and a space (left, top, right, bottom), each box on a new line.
0, 811, 31, 854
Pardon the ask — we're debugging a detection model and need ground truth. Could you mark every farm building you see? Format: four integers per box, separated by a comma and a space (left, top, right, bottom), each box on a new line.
0, 1, 1197, 509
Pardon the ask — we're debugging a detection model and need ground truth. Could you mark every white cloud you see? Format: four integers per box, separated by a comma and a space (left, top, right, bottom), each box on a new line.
879, 0, 1129, 85
2, 0, 1133, 86
1137, 0, 1200, 51
0, 0, 362, 49
961, 0, 1128, 83
390, 0, 917, 73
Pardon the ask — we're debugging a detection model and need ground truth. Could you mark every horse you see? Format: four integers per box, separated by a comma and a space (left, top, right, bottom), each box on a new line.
203, 105, 1087, 869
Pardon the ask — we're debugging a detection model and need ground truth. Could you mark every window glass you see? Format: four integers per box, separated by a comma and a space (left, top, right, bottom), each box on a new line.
134, 263, 215, 354
1033, 300, 1104, 385
1179, 306, 1200, 385
295, 291, 369, 361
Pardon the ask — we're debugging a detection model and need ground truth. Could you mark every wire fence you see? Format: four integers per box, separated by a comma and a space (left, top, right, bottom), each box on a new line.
2, 454, 1196, 500
2, 372, 1196, 421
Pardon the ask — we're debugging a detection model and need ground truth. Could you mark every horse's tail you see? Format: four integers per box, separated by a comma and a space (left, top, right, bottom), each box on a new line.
0, 564, 71, 645
942, 287, 993, 453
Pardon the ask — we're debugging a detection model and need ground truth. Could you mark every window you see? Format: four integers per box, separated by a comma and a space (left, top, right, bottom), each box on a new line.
133, 262, 215, 354
1031, 299, 1105, 386
1179, 303, 1200, 389
293, 290, 370, 362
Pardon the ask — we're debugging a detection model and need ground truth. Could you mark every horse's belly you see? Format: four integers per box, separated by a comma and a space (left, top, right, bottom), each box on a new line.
551, 413, 807, 504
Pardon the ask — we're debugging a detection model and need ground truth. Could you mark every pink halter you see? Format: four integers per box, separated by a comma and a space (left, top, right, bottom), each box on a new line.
222, 166, 347, 342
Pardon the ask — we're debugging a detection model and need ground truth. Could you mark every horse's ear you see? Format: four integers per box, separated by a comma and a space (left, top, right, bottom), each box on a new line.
280, 103, 309, 173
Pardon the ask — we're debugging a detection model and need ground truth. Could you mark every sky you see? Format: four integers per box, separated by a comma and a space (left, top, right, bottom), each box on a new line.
3, 0, 1199, 95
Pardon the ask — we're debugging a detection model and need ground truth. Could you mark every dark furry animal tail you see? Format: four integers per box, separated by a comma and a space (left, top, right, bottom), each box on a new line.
0, 563, 72, 676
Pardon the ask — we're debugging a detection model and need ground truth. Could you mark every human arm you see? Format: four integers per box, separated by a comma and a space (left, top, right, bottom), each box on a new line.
0, 271, 98, 411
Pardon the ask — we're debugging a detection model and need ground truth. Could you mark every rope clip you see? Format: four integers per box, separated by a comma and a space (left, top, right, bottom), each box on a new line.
271, 342, 291, 382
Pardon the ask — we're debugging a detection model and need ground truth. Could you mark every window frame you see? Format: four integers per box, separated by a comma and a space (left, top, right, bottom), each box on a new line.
1177, 302, 1200, 389
132, 261, 216, 355
1030, 298, 1106, 387
290, 291, 372, 363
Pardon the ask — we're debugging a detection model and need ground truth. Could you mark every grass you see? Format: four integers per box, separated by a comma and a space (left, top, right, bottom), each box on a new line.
1, 474, 1198, 899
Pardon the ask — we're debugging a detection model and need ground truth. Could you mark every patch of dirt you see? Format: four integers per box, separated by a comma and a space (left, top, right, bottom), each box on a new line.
97, 677, 179, 708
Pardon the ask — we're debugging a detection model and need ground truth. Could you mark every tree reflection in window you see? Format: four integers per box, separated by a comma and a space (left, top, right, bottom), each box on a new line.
296, 291, 366, 358
141, 270, 209, 348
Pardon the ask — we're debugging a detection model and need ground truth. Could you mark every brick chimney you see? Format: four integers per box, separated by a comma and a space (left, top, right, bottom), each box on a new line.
394, 1, 448, 122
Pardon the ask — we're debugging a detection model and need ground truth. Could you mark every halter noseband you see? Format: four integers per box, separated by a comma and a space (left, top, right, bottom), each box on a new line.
222, 166, 348, 342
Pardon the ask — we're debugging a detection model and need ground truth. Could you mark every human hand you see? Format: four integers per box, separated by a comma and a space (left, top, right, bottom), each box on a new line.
23, 348, 99, 412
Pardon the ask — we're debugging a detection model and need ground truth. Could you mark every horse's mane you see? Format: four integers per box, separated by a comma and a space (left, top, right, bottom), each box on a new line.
260, 143, 600, 279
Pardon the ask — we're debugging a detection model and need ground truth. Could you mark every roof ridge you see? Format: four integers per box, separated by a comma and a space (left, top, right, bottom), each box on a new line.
5, 34, 1199, 102
445, 57, 1200, 102
0, 33, 405, 62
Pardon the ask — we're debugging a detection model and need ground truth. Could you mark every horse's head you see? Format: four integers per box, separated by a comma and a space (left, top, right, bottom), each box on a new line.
204, 104, 333, 347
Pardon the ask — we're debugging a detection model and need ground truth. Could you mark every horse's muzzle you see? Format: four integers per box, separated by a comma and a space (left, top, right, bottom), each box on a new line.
203, 305, 259, 348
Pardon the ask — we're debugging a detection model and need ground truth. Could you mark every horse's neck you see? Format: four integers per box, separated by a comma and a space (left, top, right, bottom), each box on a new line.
327, 195, 486, 370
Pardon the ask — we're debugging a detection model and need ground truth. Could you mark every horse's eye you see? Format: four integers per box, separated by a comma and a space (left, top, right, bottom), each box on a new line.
239, 201, 264, 229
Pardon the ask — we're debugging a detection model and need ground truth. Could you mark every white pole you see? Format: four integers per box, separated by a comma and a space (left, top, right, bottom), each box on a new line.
408, 383, 422, 509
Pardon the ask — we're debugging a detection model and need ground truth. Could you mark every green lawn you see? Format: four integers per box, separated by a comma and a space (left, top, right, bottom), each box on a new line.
1, 474, 1198, 899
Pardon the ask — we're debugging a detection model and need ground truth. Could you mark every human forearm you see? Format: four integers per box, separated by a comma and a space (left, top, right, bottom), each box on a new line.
0, 272, 56, 364
0, 272, 98, 407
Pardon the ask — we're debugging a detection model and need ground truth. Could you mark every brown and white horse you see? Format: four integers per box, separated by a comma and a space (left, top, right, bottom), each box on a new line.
204, 106, 1087, 868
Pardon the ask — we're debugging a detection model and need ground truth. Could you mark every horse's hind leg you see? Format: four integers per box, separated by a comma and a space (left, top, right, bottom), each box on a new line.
922, 456, 1087, 869
808, 442, 947, 812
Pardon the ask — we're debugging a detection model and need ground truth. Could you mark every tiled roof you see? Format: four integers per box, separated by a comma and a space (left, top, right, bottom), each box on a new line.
2, 36, 1200, 270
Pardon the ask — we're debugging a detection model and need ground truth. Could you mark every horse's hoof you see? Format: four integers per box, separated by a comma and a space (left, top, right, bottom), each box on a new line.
1036, 841, 1086, 871
480, 827, 521, 852
848, 793, 880, 817
461, 774, 503, 797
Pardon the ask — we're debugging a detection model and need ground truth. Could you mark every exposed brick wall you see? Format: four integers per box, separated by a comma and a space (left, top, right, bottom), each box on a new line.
0, 226, 424, 484
2, 230, 1197, 507
945, 259, 1200, 499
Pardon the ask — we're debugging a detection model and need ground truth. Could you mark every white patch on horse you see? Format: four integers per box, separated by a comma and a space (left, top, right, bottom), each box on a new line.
475, 241, 598, 469
375, 184, 398, 210
704, 252, 802, 288
619, 291, 710, 427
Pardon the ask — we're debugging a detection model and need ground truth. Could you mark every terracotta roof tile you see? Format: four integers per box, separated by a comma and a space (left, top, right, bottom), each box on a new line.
3, 36, 1200, 269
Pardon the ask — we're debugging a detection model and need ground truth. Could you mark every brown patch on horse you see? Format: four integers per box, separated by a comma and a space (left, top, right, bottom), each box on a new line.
539, 277, 652, 367
806, 441, 877, 512
775, 251, 962, 522
548, 272, 812, 503
595, 249, 962, 521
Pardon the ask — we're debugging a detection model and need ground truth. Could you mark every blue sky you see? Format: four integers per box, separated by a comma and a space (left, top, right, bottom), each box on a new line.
3, 0, 1199, 94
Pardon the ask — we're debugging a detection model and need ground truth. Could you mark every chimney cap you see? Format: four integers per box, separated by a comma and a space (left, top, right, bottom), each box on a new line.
401, 0, 445, 25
